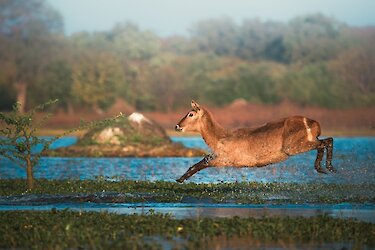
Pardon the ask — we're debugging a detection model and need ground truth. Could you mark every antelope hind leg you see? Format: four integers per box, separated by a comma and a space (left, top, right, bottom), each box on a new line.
314, 138, 335, 173
322, 137, 336, 172
315, 145, 327, 174
176, 154, 215, 183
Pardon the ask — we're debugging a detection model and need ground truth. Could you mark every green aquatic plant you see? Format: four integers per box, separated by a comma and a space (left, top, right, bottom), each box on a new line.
1, 179, 374, 204
0, 211, 373, 249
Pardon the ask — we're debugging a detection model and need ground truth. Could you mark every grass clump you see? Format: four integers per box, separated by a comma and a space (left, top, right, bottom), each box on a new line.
1, 179, 374, 204
0, 210, 374, 249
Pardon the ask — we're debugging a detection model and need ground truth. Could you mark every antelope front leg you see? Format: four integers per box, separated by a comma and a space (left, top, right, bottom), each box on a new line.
176, 154, 216, 183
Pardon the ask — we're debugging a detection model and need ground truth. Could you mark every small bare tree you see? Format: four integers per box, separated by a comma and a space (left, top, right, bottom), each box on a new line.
0, 99, 123, 190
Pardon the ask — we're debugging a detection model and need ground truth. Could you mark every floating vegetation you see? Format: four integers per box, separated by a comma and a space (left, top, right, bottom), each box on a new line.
1, 179, 374, 204
0, 210, 374, 249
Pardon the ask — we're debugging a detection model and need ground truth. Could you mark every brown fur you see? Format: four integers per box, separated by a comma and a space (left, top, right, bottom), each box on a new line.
175, 101, 335, 182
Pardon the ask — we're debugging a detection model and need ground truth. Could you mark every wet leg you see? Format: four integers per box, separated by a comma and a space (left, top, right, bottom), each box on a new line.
322, 137, 335, 172
176, 154, 215, 183
315, 144, 327, 174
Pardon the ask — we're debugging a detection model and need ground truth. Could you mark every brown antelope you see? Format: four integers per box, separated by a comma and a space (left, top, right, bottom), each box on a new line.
175, 100, 335, 183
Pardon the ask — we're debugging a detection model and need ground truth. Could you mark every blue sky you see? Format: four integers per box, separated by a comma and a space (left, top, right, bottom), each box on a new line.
47, 0, 375, 36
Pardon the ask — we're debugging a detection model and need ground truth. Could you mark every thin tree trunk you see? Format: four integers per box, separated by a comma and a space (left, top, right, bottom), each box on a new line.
26, 156, 34, 190
15, 82, 27, 113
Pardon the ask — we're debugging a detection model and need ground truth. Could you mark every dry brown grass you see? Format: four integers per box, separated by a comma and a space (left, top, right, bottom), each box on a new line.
34, 102, 375, 136
147, 101, 375, 136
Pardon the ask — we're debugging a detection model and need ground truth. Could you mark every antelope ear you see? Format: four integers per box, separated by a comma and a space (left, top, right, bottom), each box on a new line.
191, 100, 201, 111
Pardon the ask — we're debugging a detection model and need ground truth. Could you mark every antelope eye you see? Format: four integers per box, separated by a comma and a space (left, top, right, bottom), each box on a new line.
188, 113, 194, 117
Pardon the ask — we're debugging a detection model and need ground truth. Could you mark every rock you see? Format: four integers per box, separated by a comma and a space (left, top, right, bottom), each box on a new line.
78, 112, 171, 146
93, 127, 124, 145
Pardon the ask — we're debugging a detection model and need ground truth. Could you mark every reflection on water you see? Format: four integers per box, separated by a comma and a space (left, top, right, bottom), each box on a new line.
0, 200, 374, 223
0, 137, 374, 184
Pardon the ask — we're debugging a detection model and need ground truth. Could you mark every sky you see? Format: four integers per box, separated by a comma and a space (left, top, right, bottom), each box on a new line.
47, 0, 375, 36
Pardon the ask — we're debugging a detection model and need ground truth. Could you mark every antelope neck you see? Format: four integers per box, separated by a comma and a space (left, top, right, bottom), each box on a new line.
199, 109, 228, 152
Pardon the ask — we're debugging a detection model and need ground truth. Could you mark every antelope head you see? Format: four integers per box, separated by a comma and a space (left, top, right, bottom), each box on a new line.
175, 100, 203, 132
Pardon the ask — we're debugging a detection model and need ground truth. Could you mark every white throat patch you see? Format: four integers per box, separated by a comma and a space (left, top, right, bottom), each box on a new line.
303, 117, 313, 141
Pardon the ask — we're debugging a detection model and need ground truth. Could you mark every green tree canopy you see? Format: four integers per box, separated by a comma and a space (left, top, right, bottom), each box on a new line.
190, 17, 239, 56
0, 0, 64, 111
110, 22, 161, 60
283, 14, 346, 63
71, 51, 125, 111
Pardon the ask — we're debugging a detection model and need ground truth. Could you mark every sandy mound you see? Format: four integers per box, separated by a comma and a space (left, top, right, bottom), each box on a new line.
78, 112, 171, 146
45, 112, 205, 157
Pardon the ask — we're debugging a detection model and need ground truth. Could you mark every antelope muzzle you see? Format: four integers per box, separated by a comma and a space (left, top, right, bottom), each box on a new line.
175, 124, 183, 132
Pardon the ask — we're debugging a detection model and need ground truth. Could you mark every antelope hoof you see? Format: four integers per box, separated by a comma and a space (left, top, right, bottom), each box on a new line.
327, 165, 336, 173
315, 167, 328, 174
176, 177, 185, 183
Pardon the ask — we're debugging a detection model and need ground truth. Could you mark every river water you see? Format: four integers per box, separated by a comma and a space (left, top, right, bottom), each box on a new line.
0, 137, 374, 184
0, 136, 374, 222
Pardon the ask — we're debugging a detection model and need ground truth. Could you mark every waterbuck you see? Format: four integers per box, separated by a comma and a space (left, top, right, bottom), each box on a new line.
175, 100, 335, 183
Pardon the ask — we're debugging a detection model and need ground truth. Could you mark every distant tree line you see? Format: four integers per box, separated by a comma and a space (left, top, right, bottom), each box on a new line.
0, 0, 374, 112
